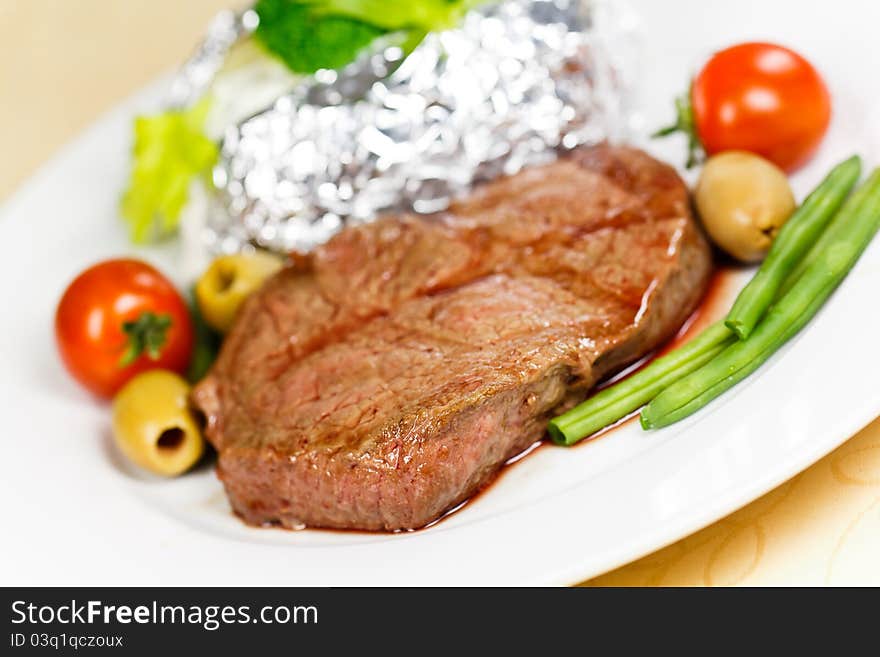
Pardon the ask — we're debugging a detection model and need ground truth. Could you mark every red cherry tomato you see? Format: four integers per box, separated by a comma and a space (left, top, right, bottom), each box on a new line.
692, 42, 831, 171
55, 259, 194, 399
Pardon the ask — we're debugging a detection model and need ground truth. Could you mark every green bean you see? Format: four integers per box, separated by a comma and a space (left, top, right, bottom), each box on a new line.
641, 291, 829, 428
641, 169, 880, 429
780, 166, 875, 297
547, 322, 735, 445
725, 156, 861, 340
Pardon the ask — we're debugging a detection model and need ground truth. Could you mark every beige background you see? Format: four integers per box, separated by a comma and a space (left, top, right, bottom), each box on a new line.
3, 0, 879, 586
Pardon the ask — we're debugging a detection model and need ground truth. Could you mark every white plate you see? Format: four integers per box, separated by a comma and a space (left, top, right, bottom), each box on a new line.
2, 0, 879, 586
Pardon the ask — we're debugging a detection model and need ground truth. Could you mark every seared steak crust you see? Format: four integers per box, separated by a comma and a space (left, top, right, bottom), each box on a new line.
193, 145, 712, 531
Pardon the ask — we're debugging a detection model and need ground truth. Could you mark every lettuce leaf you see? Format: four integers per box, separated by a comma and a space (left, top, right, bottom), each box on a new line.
306, 0, 486, 31
253, 0, 487, 74
120, 98, 218, 243
254, 1, 384, 74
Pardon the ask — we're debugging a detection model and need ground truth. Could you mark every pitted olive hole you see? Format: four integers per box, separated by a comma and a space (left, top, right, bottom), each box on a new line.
215, 266, 236, 294
156, 427, 185, 451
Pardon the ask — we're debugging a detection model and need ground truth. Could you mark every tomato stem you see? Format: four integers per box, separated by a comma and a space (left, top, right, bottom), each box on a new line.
119, 311, 173, 367
652, 82, 704, 168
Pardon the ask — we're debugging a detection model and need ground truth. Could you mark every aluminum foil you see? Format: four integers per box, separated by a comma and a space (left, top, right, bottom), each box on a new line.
167, 9, 258, 109
189, 0, 638, 254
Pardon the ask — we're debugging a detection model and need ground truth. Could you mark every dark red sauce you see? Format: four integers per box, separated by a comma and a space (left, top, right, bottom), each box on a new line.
664, 266, 742, 351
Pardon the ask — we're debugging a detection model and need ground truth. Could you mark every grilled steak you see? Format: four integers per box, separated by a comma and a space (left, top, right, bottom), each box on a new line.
193, 145, 712, 531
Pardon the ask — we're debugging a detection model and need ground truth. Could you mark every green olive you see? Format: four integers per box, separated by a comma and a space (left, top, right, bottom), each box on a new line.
112, 370, 204, 477
195, 251, 284, 333
695, 151, 796, 262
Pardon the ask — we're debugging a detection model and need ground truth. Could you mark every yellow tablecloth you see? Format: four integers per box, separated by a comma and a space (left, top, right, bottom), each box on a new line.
4, 0, 878, 586
588, 419, 880, 586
